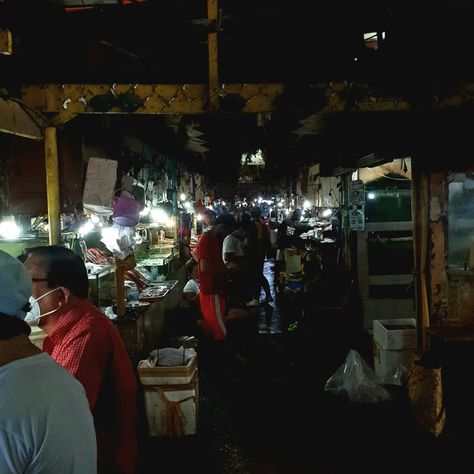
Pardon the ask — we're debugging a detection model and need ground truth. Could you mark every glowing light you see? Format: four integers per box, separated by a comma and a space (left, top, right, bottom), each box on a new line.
140, 207, 150, 217
367, 192, 376, 200
322, 209, 333, 217
197, 214, 203, 221
222, 201, 226, 206
151, 208, 169, 224
101, 226, 118, 240
184, 201, 192, 211
180, 193, 186, 202
0, 220, 21, 240
278, 202, 283, 208
303, 200, 311, 209
78, 221, 94, 237
90, 214, 100, 224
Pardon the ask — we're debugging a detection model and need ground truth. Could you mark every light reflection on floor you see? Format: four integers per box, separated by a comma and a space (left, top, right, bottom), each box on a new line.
257, 259, 281, 335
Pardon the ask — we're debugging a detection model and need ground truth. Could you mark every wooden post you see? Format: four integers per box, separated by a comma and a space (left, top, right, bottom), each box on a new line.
114, 254, 137, 318
429, 172, 448, 323
44, 127, 61, 245
207, 0, 219, 111
341, 173, 352, 272
411, 159, 431, 351
0, 28, 12, 55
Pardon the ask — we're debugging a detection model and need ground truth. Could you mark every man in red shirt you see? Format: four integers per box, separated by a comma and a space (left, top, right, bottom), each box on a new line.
24, 246, 137, 474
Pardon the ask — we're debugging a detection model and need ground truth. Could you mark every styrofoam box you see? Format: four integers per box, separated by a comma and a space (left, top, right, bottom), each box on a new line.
373, 341, 416, 382
373, 318, 417, 350
138, 356, 197, 385
143, 372, 199, 436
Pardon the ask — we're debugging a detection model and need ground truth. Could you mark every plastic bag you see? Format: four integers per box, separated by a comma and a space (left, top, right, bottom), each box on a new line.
324, 349, 392, 403
112, 191, 140, 227
137, 347, 197, 369
100, 223, 136, 260
386, 363, 411, 386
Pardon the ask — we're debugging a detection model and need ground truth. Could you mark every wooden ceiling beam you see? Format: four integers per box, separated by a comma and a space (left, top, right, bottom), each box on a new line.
20, 83, 284, 124
20, 82, 474, 126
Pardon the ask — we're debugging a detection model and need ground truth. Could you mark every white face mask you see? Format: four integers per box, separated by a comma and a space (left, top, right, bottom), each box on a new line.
24, 287, 63, 327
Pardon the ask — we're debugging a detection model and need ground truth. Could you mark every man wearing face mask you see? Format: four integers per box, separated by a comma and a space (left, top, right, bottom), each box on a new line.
23, 245, 138, 474
0, 250, 97, 473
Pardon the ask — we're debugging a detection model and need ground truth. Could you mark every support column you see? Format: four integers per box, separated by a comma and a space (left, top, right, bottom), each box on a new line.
429, 172, 448, 323
411, 158, 430, 351
207, 0, 219, 111
0, 28, 12, 55
44, 127, 61, 245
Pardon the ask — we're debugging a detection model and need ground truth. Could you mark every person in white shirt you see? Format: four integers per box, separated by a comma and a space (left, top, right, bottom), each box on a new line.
183, 258, 200, 305
182, 258, 206, 337
0, 250, 97, 474
222, 225, 246, 271
222, 223, 258, 308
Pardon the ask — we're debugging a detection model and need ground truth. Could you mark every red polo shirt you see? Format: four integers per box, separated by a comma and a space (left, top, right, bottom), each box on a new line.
43, 299, 137, 474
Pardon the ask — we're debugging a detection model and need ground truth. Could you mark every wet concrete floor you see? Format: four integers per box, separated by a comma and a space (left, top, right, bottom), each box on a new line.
138, 259, 467, 474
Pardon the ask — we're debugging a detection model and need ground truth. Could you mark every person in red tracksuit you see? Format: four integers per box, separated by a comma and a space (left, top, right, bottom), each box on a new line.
196, 217, 234, 340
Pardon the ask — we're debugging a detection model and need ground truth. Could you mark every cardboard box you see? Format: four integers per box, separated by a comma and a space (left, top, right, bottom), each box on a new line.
373, 341, 416, 383
373, 318, 417, 350
142, 372, 199, 437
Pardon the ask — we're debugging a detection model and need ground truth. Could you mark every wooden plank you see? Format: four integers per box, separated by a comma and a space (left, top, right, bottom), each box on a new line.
365, 221, 413, 231
369, 274, 413, 286
362, 297, 415, 330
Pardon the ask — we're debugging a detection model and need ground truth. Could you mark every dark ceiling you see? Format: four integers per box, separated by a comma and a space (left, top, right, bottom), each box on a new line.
3, 0, 473, 84
2, 0, 474, 185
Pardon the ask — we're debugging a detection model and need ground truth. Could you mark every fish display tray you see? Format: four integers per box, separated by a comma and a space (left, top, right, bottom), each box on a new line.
139, 280, 178, 302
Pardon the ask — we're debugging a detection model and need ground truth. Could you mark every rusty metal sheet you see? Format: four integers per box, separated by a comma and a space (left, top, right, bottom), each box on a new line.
0, 97, 43, 139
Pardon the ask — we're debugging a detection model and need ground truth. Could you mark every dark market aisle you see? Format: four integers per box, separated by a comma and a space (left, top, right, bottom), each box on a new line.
137, 259, 464, 474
